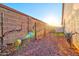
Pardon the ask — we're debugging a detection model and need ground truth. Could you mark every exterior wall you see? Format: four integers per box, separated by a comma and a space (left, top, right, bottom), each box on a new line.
36, 20, 45, 40
55, 27, 63, 32
63, 3, 79, 49
0, 7, 28, 45
0, 4, 51, 46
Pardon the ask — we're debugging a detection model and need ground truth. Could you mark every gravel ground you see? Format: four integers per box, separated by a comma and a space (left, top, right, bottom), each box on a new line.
12, 34, 79, 56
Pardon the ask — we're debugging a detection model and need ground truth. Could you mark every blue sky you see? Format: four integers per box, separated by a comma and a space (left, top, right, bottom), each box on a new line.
4, 3, 62, 27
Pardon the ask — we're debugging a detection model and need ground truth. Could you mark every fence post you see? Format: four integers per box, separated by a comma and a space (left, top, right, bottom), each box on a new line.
35, 22, 37, 40
0, 12, 4, 53
44, 27, 46, 38
27, 17, 30, 34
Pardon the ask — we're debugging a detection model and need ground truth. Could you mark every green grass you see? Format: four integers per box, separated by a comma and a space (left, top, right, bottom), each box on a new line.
53, 32, 64, 36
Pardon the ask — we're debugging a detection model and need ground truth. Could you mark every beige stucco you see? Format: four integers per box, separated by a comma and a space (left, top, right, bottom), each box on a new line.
63, 3, 79, 49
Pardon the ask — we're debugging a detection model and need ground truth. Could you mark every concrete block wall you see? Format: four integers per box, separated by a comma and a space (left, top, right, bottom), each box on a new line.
0, 4, 51, 45
0, 7, 28, 45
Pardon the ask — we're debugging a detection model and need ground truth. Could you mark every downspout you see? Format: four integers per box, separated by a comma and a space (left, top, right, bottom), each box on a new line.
62, 3, 65, 34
